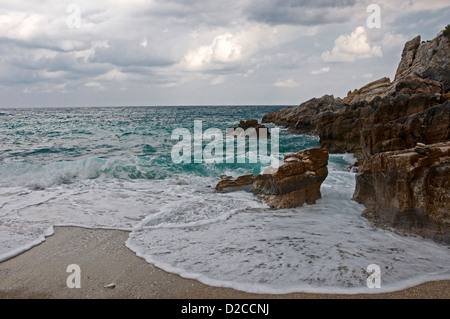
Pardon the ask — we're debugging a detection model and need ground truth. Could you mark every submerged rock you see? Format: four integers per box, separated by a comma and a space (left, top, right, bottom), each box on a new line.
227, 119, 270, 139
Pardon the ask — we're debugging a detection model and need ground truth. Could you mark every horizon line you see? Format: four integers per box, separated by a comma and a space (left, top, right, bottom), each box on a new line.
0, 104, 298, 110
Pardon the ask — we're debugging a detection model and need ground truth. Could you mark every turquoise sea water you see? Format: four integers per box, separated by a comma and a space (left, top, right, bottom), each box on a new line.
0, 106, 449, 293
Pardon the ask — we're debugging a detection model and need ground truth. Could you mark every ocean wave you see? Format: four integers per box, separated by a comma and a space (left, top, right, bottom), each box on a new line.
0, 157, 168, 188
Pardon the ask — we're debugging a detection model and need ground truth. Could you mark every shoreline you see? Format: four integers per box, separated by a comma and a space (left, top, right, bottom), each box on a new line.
0, 226, 449, 299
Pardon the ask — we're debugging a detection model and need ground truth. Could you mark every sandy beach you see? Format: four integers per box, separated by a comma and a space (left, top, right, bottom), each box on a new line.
0, 226, 448, 299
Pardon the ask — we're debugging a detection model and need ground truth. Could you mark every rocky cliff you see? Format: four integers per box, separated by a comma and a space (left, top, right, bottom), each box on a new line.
262, 30, 450, 159
261, 27, 450, 242
353, 142, 450, 243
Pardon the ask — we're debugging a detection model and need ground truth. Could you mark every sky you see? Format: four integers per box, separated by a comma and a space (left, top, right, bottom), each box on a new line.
0, 0, 449, 108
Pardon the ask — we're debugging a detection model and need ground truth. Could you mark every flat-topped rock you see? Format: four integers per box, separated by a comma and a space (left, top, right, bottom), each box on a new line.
214, 147, 329, 209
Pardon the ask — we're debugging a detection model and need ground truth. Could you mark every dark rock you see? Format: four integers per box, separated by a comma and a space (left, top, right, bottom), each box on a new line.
215, 174, 256, 193
253, 147, 329, 209
360, 100, 450, 158
214, 148, 329, 209
228, 119, 270, 139
353, 141, 450, 243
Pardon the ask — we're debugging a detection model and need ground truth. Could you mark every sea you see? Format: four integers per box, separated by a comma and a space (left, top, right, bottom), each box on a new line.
0, 105, 449, 294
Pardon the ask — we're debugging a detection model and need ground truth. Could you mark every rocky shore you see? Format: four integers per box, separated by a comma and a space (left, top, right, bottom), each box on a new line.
261, 28, 450, 242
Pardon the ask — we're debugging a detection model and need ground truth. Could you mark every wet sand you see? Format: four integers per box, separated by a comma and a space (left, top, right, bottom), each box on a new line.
0, 226, 448, 299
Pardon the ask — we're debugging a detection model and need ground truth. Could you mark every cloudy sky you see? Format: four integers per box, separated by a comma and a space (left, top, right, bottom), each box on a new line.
0, 0, 449, 107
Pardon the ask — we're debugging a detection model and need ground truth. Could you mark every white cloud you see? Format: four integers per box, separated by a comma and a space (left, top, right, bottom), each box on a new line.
179, 23, 304, 73
96, 69, 128, 81
273, 78, 299, 87
182, 32, 243, 71
0, 11, 45, 40
311, 67, 330, 75
322, 26, 382, 62
211, 76, 227, 85
85, 81, 102, 87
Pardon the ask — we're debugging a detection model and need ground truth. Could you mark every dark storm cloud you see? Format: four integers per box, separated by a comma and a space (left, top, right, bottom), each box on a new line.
89, 40, 175, 68
244, 0, 356, 25
136, 0, 245, 27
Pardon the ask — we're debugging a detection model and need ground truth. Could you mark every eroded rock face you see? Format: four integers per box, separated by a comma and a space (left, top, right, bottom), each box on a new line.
394, 33, 450, 93
343, 77, 392, 104
262, 95, 345, 135
389, 75, 443, 96
214, 148, 329, 209
394, 35, 422, 80
255, 148, 329, 209
353, 142, 450, 243
360, 100, 450, 158
252, 148, 329, 208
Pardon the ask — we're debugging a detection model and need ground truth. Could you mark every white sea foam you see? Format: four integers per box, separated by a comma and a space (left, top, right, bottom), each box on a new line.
126, 159, 450, 294
0, 177, 196, 260
1, 155, 449, 293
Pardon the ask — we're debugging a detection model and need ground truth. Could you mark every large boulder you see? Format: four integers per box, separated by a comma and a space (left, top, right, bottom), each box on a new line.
353, 141, 450, 243
254, 148, 329, 209
214, 148, 329, 209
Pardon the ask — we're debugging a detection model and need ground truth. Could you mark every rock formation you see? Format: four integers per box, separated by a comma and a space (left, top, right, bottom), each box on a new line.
394, 32, 450, 92
343, 77, 392, 104
253, 147, 329, 209
215, 174, 256, 193
215, 147, 329, 209
360, 100, 450, 158
353, 141, 450, 243
227, 119, 270, 139
262, 30, 450, 159
261, 27, 450, 242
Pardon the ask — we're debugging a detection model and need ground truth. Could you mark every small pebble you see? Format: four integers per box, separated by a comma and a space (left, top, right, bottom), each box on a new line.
104, 283, 116, 289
